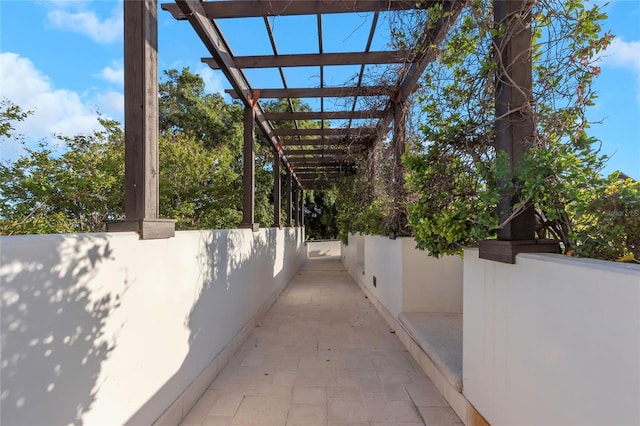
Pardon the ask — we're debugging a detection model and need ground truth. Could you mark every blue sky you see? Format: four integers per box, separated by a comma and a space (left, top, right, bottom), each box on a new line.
1, 0, 638, 178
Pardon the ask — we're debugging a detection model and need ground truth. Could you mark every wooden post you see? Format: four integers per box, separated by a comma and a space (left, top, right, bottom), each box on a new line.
293, 186, 299, 227
479, 0, 559, 262
273, 152, 281, 228
299, 189, 304, 227
107, 0, 174, 239
391, 100, 407, 237
286, 172, 292, 227
241, 105, 259, 231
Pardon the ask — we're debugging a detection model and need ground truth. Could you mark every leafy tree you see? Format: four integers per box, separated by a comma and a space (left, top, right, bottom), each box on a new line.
399, 0, 636, 261
1, 69, 317, 234
304, 190, 339, 240
0, 118, 125, 234
159, 134, 242, 230
159, 68, 242, 148
0, 98, 30, 139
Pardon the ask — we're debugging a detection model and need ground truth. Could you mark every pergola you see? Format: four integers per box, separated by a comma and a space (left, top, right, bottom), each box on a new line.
110, 0, 560, 263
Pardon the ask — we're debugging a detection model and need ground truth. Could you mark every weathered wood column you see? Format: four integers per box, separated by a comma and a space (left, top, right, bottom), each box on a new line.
299, 188, 304, 227
241, 105, 259, 231
273, 152, 281, 228
293, 185, 299, 227
391, 100, 407, 237
479, 0, 559, 262
286, 172, 293, 227
108, 0, 174, 239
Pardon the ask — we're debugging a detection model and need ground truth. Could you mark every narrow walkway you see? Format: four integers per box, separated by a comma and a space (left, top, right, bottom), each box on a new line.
180, 256, 462, 426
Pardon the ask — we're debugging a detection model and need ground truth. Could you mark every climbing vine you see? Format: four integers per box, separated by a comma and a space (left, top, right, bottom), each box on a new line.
334, 0, 638, 262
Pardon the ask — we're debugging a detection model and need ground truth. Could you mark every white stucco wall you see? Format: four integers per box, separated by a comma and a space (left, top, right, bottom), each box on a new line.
307, 240, 341, 258
463, 248, 640, 425
0, 228, 305, 426
341, 235, 463, 318
362, 235, 404, 318
342, 234, 360, 274
401, 238, 463, 313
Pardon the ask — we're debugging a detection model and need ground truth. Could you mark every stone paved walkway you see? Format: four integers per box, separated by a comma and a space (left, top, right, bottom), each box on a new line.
180, 256, 462, 426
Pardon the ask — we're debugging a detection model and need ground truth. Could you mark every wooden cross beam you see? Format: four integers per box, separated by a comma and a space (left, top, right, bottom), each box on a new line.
264, 110, 386, 121
203, 51, 411, 69
273, 128, 376, 137
226, 86, 393, 99
162, 1, 428, 20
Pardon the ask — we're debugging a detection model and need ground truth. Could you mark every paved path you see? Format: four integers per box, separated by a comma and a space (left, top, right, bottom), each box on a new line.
180, 256, 462, 426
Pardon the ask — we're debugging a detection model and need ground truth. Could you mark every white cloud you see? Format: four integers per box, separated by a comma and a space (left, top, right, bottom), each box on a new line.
602, 38, 640, 102
0, 52, 122, 150
96, 62, 124, 86
195, 64, 225, 95
94, 90, 124, 116
604, 38, 640, 74
47, 5, 122, 44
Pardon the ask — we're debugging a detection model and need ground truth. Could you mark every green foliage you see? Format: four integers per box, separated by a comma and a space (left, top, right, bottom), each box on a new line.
159, 68, 242, 148
159, 134, 242, 230
304, 190, 339, 240
405, 145, 498, 257
570, 174, 640, 261
402, 0, 632, 261
0, 69, 322, 235
0, 119, 125, 234
0, 98, 30, 139
334, 171, 388, 245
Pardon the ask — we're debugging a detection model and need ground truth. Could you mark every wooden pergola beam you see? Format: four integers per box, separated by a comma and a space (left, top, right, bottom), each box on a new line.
203, 51, 410, 69
264, 110, 386, 121
173, 0, 301, 188
296, 167, 343, 172
292, 161, 348, 167
286, 153, 351, 159
162, 0, 427, 20
227, 86, 393, 99
373, 0, 466, 142
281, 138, 370, 146
273, 128, 376, 137
284, 149, 361, 156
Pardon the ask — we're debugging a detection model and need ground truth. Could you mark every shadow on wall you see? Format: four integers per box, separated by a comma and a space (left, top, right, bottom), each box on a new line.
1, 234, 124, 426
126, 228, 290, 425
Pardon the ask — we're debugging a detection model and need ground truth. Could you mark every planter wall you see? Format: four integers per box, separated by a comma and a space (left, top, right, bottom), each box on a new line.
1, 228, 305, 425
463, 248, 640, 425
342, 234, 463, 318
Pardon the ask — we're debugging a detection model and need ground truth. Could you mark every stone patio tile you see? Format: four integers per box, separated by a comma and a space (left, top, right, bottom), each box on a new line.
231, 396, 289, 426
286, 404, 328, 426
327, 423, 370, 426
181, 257, 455, 426
327, 386, 361, 401
328, 400, 369, 423
377, 370, 412, 385
207, 393, 244, 417
405, 383, 449, 407
292, 386, 327, 405
274, 370, 298, 386
181, 404, 210, 426
201, 415, 234, 426
207, 383, 292, 399
418, 407, 462, 426
295, 367, 337, 387
383, 384, 410, 401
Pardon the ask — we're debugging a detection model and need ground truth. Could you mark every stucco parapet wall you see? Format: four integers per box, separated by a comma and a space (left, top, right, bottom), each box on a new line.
516, 251, 640, 274
1, 227, 305, 426
463, 247, 640, 425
